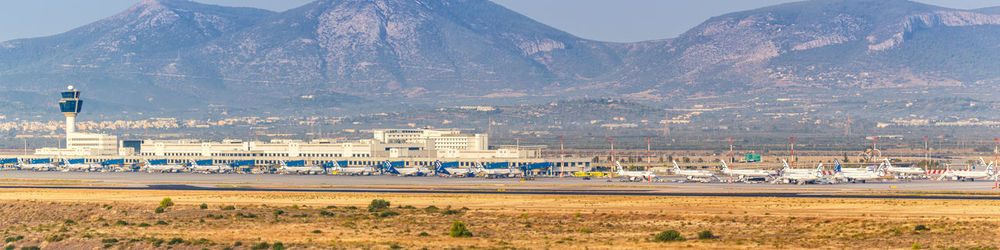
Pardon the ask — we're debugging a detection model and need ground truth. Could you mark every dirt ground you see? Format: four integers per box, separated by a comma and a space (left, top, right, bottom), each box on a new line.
1, 188, 999, 249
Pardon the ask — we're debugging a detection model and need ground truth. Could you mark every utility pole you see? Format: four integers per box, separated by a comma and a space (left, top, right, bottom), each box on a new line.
790, 136, 794, 168
729, 137, 734, 163
646, 137, 651, 171
924, 136, 929, 171
560, 137, 565, 178
608, 137, 615, 182
873, 136, 878, 170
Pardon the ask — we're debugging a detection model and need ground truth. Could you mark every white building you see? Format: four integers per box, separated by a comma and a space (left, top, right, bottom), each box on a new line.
35, 86, 119, 156
138, 128, 529, 159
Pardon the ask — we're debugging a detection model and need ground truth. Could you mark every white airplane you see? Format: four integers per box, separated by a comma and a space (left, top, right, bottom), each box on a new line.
384, 161, 432, 177
938, 158, 998, 181
143, 159, 186, 173
833, 159, 886, 183
277, 161, 325, 175
671, 160, 716, 181
720, 160, 775, 182
475, 162, 521, 178
773, 160, 827, 185
881, 159, 925, 178
613, 161, 657, 181
17, 159, 57, 171
61, 158, 103, 172
189, 159, 230, 174
433, 162, 475, 177
327, 161, 375, 176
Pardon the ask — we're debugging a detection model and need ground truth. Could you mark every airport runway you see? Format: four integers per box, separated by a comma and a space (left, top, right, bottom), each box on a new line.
2, 170, 1000, 200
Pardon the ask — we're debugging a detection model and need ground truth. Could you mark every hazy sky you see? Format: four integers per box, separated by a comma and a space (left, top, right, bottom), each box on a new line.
1, 0, 999, 43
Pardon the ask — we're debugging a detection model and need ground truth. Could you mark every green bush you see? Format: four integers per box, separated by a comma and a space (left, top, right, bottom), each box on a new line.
199, 203, 208, 209
368, 199, 391, 212
578, 227, 593, 233
220, 205, 236, 210
449, 221, 473, 238
654, 230, 684, 242
319, 210, 335, 217
418, 232, 430, 237
272, 242, 285, 250
378, 211, 400, 218
45, 234, 66, 242
4, 236, 23, 243
311, 230, 322, 234
914, 225, 930, 231
697, 230, 714, 240
167, 238, 184, 245
101, 238, 119, 244
114, 220, 128, 226
160, 198, 174, 208
250, 242, 270, 250
138, 223, 151, 227
154, 206, 164, 213
155, 220, 169, 225
20, 247, 40, 250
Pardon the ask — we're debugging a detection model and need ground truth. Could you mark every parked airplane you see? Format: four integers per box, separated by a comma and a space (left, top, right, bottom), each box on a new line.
384, 161, 432, 176
61, 158, 103, 172
773, 160, 827, 185
833, 159, 885, 183
433, 162, 474, 177
18, 159, 56, 171
189, 159, 230, 173
881, 158, 925, 178
327, 161, 374, 176
143, 159, 186, 173
613, 161, 657, 182
476, 162, 520, 178
938, 158, 998, 181
720, 160, 775, 182
276, 160, 325, 175
671, 160, 716, 181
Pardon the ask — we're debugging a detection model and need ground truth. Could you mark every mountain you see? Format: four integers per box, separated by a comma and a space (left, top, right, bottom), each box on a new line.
609, 0, 1000, 99
3, 0, 1000, 117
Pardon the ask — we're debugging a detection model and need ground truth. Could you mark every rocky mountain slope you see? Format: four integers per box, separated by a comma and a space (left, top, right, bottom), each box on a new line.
2, 0, 1000, 117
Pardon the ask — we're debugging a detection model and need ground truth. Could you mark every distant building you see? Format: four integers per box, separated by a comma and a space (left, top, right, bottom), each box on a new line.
139, 128, 531, 159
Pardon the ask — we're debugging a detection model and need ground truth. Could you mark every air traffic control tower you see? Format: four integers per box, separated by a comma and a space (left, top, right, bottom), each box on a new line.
35, 86, 119, 156
59, 86, 82, 134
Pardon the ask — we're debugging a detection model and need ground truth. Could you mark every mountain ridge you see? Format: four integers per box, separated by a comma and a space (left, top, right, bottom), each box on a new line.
2, 0, 1000, 116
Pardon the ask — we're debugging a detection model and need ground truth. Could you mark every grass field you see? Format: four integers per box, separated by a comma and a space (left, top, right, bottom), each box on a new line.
1, 188, 999, 249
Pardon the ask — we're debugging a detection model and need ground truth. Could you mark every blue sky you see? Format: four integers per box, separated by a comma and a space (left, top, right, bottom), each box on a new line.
0, 0, 998, 43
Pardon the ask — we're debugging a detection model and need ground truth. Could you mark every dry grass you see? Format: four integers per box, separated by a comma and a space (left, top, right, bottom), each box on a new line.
0, 188, 999, 249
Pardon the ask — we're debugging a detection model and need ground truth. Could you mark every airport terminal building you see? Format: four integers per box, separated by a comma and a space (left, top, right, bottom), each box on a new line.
136, 129, 536, 159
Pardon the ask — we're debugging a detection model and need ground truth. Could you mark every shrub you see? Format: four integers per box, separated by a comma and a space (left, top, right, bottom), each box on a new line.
154, 206, 164, 213
578, 227, 593, 233
199, 203, 208, 209
167, 238, 184, 245
151, 238, 165, 247
101, 238, 119, 244
311, 230, 322, 234
914, 225, 930, 231
368, 199, 391, 212
220, 205, 236, 210
272, 242, 285, 250
319, 210, 335, 217
418, 232, 430, 237
160, 198, 174, 208
155, 220, 169, 225
138, 223, 151, 227
4, 236, 23, 243
449, 221, 473, 238
424, 205, 440, 213
64, 219, 76, 225
654, 230, 684, 242
114, 220, 128, 226
250, 242, 270, 250
20, 247, 40, 250
697, 230, 714, 240
378, 211, 400, 218
45, 234, 66, 242
913, 243, 922, 249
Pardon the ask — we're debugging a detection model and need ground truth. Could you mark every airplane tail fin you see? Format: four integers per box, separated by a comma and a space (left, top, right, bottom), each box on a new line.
614, 161, 624, 172
672, 160, 681, 173
834, 159, 841, 172
781, 159, 791, 171
721, 159, 730, 171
